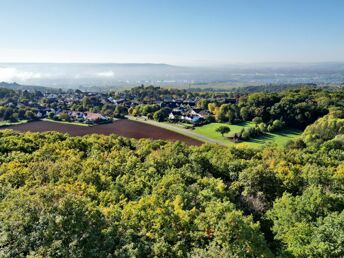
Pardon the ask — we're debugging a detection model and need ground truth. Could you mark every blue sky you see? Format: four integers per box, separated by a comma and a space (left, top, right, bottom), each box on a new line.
0, 0, 343, 65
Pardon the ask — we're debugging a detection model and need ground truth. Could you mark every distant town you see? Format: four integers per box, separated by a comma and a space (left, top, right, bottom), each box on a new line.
0, 84, 238, 126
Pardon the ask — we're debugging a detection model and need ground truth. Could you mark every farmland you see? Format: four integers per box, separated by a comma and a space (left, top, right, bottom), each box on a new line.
2, 118, 303, 148
2, 120, 202, 146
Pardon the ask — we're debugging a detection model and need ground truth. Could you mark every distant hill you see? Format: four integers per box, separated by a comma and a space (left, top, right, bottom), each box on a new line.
0, 81, 58, 92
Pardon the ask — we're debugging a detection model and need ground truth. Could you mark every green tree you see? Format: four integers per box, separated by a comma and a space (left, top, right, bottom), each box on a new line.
48, 112, 55, 119
59, 112, 70, 121
153, 108, 171, 122
258, 122, 267, 133
0, 186, 110, 258
267, 185, 341, 257
216, 126, 230, 137
82, 96, 91, 110
114, 105, 128, 118
25, 110, 35, 120
208, 103, 217, 113
197, 99, 210, 109
240, 106, 250, 121
252, 116, 263, 124
3, 108, 13, 120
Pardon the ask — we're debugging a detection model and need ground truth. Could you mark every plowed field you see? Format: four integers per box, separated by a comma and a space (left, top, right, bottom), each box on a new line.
3, 120, 202, 146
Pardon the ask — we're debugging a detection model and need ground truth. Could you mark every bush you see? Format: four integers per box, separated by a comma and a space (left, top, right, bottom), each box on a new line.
268, 119, 285, 132
252, 117, 263, 124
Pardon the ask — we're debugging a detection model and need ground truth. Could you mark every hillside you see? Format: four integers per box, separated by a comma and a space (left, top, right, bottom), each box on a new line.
0, 81, 57, 92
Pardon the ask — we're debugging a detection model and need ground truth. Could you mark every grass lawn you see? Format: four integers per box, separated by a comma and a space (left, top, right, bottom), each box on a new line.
0, 120, 29, 127
42, 118, 91, 127
245, 128, 303, 147
193, 122, 303, 148
193, 122, 254, 141
162, 121, 193, 129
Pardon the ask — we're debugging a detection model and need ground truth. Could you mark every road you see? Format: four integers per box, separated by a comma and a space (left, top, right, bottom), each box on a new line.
127, 116, 227, 146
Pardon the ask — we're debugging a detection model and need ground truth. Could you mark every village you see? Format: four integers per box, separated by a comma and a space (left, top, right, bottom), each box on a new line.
0, 85, 238, 126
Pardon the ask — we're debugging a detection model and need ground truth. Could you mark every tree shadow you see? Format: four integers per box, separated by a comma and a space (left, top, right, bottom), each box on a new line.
235, 121, 252, 127
246, 133, 275, 144
272, 128, 302, 137
245, 128, 303, 144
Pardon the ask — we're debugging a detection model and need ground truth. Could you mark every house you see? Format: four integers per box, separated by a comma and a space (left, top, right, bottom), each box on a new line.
181, 114, 204, 124
123, 100, 134, 108
190, 108, 203, 115
39, 108, 54, 117
114, 98, 125, 105
36, 111, 43, 118
108, 97, 116, 104
182, 99, 196, 107
69, 111, 84, 120
188, 108, 211, 119
198, 109, 212, 118
190, 115, 204, 124
168, 110, 182, 120
161, 101, 178, 109
84, 112, 104, 121
46, 94, 58, 99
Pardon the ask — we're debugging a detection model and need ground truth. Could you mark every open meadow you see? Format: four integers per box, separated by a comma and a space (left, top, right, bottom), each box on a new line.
193, 122, 303, 147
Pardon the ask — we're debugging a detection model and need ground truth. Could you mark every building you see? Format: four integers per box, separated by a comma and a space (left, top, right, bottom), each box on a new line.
168, 110, 182, 120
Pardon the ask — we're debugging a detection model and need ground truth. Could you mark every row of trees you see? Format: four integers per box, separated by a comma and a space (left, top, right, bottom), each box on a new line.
128, 104, 172, 122
0, 106, 37, 122
128, 104, 160, 117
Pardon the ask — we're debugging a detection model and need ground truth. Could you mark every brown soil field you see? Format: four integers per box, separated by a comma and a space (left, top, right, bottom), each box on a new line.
2, 120, 202, 146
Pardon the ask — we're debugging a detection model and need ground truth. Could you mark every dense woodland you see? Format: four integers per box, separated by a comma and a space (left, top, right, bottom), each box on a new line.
0, 106, 344, 257
197, 87, 343, 128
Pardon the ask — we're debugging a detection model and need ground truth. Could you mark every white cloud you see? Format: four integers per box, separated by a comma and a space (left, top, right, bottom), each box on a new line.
0, 67, 16, 81
0, 67, 42, 82
96, 71, 114, 77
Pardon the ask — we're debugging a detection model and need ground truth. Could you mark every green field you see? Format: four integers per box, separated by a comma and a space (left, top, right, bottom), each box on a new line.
193, 122, 303, 147
42, 118, 91, 127
0, 120, 29, 127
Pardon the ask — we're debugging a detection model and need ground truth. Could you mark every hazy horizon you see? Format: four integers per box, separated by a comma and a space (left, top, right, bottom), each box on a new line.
1, 62, 344, 88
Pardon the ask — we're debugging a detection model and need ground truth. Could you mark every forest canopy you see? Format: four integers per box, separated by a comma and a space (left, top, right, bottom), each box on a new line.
0, 121, 343, 257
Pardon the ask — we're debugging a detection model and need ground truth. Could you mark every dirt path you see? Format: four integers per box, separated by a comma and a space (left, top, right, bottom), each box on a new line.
127, 116, 226, 146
